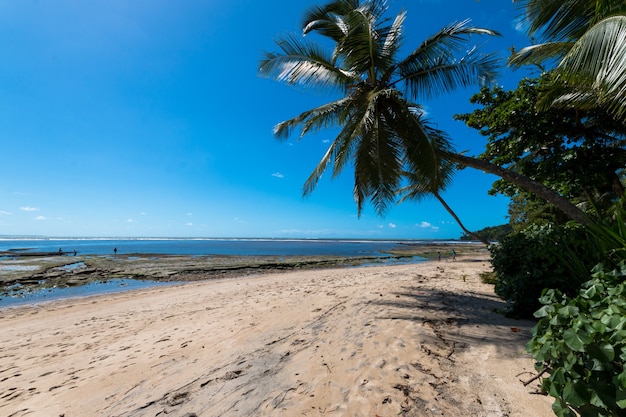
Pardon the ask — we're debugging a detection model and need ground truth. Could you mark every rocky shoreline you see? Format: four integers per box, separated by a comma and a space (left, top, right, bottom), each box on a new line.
0, 243, 488, 298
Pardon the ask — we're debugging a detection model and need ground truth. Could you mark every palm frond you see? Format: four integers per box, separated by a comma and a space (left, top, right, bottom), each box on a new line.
401, 47, 500, 100
301, 142, 338, 197
302, 0, 359, 39
514, 0, 626, 41
402, 118, 456, 196
352, 113, 403, 215
508, 41, 574, 67
396, 20, 499, 73
514, 0, 596, 41
337, 4, 380, 76
392, 20, 499, 99
379, 10, 406, 74
551, 16, 626, 121
272, 97, 350, 140
301, 94, 369, 195
259, 33, 355, 89
330, 92, 375, 177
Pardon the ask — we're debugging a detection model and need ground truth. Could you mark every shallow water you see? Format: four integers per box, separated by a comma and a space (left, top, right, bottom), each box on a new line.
0, 279, 181, 309
0, 237, 453, 257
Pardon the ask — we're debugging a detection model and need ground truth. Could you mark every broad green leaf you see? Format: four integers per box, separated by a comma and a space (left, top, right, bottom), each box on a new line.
587, 343, 615, 362
535, 305, 552, 318
591, 321, 607, 333
564, 328, 589, 352
552, 397, 576, 417
617, 388, 626, 409
558, 305, 580, 317
563, 381, 591, 407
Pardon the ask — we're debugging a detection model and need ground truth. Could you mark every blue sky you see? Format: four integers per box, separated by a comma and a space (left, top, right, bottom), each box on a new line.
0, 0, 535, 239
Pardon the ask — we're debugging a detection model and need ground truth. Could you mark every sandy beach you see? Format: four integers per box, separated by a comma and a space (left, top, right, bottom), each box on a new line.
0, 253, 553, 417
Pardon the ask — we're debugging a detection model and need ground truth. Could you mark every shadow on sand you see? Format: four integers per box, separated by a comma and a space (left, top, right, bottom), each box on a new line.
372, 283, 538, 354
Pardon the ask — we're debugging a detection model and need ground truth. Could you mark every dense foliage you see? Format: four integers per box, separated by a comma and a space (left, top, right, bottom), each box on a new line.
454, 75, 626, 226
511, 0, 626, 123
528, 264, 626, 417
459, 223, 512, 242
490, 224, 601, 318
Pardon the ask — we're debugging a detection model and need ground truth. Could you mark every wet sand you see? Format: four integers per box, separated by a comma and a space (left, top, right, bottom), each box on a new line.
0, 253, 553, 416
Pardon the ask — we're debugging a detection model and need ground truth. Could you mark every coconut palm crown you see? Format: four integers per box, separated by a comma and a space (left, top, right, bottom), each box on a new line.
511, 0, 626, 122
259, 0, 500, 216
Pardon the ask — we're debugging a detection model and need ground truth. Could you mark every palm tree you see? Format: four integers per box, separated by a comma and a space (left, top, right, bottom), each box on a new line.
546, 15, 626, 122
259, 0, 590, 227
509, 0, 625, 64
511, 0, 626, 122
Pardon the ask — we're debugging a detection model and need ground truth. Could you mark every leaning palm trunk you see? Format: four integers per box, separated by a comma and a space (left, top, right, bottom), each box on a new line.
444, 152, 590, 226
433, 192, 491, 245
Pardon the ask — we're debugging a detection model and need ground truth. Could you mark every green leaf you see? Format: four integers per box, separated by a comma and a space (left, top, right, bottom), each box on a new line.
535, 305, 553, 318
591, 321, 607, 334
587, 343, 615, 362
552, 397, 576, 417
582, 284, 598, 299
617, 388, 626, 409
564, 328, 589, 352
563, 381, 591, 407
558, 305, 580, 317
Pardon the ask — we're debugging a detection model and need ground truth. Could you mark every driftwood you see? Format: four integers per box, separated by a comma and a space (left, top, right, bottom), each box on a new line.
519, 366, 550, 386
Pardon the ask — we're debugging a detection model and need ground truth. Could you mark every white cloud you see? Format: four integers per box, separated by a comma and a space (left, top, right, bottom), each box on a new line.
140, 212, 146, 216
0, 210, 12, 215
35, 215, 47, 220
388, 222, 397, 228
272, 172, 285, 179
127, 219, 135, 223
21, 206, 39, 211
417, 221, 440, 231
186, 222, 193, 226
187, 212, 193, 216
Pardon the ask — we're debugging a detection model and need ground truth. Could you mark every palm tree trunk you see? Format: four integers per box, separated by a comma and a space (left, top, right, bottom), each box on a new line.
433, 192, 491, 246
444, 152, 591, 226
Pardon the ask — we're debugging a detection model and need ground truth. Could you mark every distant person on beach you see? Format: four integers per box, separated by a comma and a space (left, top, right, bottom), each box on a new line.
74, 250, 77, 256
58, 248, 63, 255
114, 247, 118, 255
437, 251, 441, 261
451, 249, 456, 261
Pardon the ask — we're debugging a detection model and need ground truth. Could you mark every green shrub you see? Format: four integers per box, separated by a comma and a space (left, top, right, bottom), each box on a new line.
490, 223, 595, 318
479, 270, 497, 285
527, 264, 626, 417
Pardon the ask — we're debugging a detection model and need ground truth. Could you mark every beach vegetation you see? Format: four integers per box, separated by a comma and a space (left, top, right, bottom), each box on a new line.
510, 0, 626, 124
527, 263, 626, 417
489, 223, 607, 318
478, 270, 496, 285
455, 74, 626, 230
508, 1, 626, 414
459, 223, 513, 242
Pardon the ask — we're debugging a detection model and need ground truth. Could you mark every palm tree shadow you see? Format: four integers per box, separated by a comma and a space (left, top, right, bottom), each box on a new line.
371, 285, 538, 354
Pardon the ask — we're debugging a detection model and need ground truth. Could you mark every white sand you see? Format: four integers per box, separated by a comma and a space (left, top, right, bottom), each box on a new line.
0, 254, 553, 416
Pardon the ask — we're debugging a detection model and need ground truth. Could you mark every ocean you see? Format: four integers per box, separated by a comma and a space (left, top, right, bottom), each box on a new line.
0, 237, 454, 308
0, 237, 445, 257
